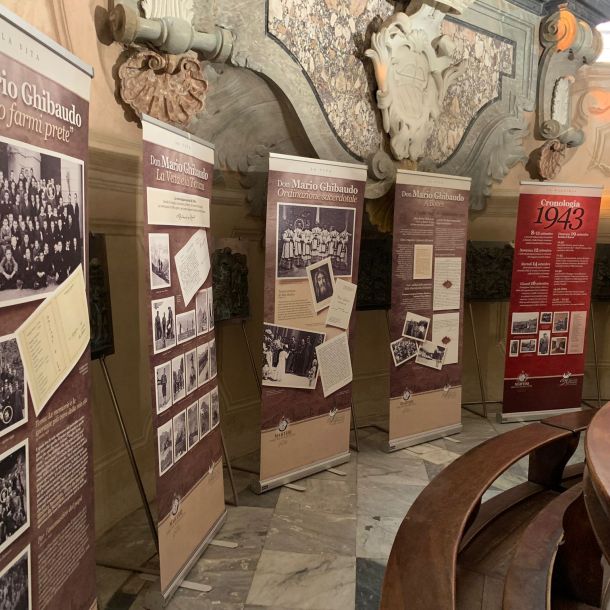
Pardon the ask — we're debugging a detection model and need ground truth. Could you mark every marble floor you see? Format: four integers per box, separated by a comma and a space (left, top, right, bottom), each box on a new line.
96, 407, 586, 610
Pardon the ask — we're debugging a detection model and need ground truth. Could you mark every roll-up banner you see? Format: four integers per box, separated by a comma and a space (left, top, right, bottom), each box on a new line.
142, 116, 225, 598
0, 7, 95, 610
259, 153, 366, 492
501, 181, 602, 421
388, 170, 471, 451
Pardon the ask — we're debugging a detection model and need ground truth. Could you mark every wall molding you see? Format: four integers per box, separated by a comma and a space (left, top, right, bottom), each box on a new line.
508, 0, 610, 24
93, 416, 153, 475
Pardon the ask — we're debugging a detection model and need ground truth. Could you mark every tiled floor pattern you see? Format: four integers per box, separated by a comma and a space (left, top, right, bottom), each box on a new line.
96, 408, 586, 610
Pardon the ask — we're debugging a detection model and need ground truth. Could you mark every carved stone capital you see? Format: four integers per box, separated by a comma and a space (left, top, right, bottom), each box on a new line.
536, 8, 602, 147
118, 47, 207, 126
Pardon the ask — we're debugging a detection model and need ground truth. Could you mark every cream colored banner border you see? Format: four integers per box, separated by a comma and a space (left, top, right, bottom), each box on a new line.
269, 152, 367, 182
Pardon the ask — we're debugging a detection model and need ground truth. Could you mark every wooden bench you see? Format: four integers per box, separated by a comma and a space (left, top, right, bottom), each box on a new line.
380, 410, 593, 610
584, 404, 610, 610
503, 483, 583, 610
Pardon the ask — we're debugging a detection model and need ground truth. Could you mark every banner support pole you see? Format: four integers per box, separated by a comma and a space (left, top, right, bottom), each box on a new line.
590, 303, 602, 410
465, 301, 489, 419
235, 318, 264, 477
215, 323, 240, 506
99, 355, 159, 553
220, 426, 239, 506
242, 319, 262, 396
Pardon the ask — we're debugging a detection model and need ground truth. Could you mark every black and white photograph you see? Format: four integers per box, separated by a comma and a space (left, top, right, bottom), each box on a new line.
197, 342, 210, 387
209, 339, 217, 379
276, 203, 355, 280
195, 288, 208, 336
210, 386, 220, 429
154, 360, 172, 414
390, 337, 419, 367
0, 138, 85, 309
152, 296, 176, 354
520, 338, 537, 353
148, 233, 170, 290
185, 348, 197, 396
208, 287, 215, 330
402, 312, 430, 342
157, 419, 173, 476
173, 409, 187, 462
0, 544, 31, 610
538, 331, 550, 356
176, 310, 196, 345
199, 393, 211, 437
306, 258, 335, 312
540, 312, 552, 325
415, 341, 446, 370
551, 336, 567, 355
186, 401, 199, 449
0, 335, 27, 440
171, 354, 186, 404
262, 324, 325, 390
511, 312, 539, 335
0, 440, 29, 555
553, 312, 569, 333
509, 339, 519, 357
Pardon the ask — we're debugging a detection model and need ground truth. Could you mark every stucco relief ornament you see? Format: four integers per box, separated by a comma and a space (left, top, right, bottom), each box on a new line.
118, 47, 207, 126
551, 76, 573, 127
531, 139, 567, 181
365, 0, 475, 162
140, 0, 194, 22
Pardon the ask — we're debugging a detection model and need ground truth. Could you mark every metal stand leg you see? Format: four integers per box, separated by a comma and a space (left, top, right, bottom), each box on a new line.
214, 323, 240, 505
242, 319, 262, 397
99, 356, 159, 552
220, 426, 239, 506
464, 302, 488, 419
350, 401, 360, 453
590, 304, 602, 410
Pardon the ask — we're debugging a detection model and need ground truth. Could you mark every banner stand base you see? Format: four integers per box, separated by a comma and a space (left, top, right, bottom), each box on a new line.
388, 423, 463, 453
254, 451, 351, 494
498, 407, 586, 424
143, 510, 228, 609
284, 483, 306, 492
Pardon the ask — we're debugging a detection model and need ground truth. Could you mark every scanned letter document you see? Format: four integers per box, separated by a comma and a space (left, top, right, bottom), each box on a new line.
174, 229, 211, 306
16, 266, 90, 415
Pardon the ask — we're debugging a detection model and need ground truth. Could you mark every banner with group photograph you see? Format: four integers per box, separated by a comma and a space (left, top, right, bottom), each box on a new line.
388, 170, 471, 451
142, 116, 225, 598
502, 181, 602, 420
260, 153, 366, 491
0, 7, 95, 610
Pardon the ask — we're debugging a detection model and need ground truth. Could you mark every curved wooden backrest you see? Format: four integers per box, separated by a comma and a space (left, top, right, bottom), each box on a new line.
584, 403, 610, 562
381, 419, 585, 610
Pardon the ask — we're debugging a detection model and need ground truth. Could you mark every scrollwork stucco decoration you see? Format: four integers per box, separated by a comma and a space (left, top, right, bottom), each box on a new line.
118, 47, 207, 126
535, 9, 602, 147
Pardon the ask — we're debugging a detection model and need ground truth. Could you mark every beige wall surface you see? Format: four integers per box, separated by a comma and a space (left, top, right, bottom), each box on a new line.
5, 1, 610, 536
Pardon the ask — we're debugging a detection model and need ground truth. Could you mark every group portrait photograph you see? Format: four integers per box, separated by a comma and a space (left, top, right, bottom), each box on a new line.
276, 203, 355, 280
0, 139, 84, 308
